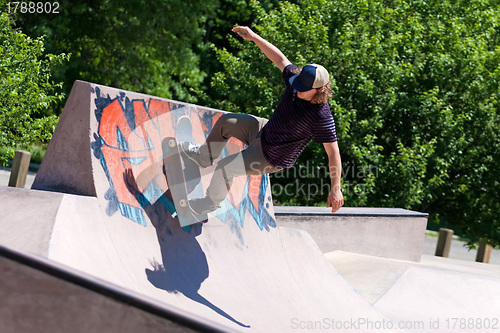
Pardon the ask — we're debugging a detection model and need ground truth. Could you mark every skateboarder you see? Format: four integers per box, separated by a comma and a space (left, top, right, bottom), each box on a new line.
181, 26, 344, 217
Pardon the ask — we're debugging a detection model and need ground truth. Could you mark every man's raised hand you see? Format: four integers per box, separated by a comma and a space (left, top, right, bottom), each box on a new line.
231, 25, 291, 72
232, 26, 257, 41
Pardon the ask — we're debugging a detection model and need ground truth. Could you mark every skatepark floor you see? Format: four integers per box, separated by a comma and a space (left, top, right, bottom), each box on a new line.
326, 251, 500, 304
1, 167, 499, 266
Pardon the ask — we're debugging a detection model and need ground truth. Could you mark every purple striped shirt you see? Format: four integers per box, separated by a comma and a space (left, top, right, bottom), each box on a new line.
261, 64, 337, 168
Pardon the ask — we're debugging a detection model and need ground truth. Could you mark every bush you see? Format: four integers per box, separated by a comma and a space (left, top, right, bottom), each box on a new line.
0, 3, 69, 164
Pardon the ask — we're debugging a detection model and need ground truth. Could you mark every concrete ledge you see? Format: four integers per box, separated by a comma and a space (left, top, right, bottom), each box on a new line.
276, 206, 429, 217
275, 206, 428, 262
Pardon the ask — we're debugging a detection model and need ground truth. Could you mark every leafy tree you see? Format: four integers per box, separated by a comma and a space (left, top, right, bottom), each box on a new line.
17, 0, 218, 104
210, 0, 500, 246
0, 3, 69, 164
196, 0, 283, 102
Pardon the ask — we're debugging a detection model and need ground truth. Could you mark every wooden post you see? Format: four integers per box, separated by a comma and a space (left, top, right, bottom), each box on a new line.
435, 228, 454, 257
8, 150, 31, 188
476, 239, 492, 263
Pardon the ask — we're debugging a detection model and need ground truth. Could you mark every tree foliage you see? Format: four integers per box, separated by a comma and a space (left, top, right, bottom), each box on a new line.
0, 2, 68, 163
17, 0, 219, 104
211, 0, 500, 246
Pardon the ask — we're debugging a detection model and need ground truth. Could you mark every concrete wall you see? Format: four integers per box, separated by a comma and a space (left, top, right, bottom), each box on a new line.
276, 207, 428, 262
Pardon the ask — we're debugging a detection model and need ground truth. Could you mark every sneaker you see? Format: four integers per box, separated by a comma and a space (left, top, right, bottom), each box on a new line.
180, 142, 209, 168
188, 197, 219, 216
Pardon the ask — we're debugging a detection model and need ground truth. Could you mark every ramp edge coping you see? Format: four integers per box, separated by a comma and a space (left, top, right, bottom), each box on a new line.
275, 206, 429, 217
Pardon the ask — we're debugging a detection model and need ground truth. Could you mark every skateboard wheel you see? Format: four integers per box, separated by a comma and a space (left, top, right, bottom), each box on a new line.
168, 139, 176, 147
179, 199, 187, 207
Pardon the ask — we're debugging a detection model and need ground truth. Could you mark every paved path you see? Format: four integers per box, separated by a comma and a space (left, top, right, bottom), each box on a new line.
0, 167, 36, 189
423, 231, 500, 265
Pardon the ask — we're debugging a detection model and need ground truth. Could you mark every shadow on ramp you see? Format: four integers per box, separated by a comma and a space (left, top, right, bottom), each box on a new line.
124, 168, 250, 328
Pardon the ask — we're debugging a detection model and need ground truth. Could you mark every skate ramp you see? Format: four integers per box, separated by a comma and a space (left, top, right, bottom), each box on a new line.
328, 251, 500, 333
0, 241, 227, 333
0, 81, 396, 332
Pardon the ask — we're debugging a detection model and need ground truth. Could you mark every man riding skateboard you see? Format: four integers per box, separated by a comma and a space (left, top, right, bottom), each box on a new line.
181, 25, 344, 218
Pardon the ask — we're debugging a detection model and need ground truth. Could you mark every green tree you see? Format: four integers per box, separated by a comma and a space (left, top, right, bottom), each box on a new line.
210, 0, 500, 246
0, 3, 69, 164
17, 0, 218, 104
196, 0, 282, 103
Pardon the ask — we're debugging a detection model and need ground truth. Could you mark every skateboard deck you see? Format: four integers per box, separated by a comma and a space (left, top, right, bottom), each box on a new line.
162, 114, 207, 226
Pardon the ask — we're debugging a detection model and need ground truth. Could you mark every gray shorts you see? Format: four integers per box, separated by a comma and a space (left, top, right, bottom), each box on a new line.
199, 113, 281, 205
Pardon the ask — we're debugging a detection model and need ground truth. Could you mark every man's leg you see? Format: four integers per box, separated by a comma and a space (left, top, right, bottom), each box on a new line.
201, 138, 281, 210
196, 113, 268, 167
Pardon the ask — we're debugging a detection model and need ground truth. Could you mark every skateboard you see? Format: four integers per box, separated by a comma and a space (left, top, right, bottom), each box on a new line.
162, 115, 207, 226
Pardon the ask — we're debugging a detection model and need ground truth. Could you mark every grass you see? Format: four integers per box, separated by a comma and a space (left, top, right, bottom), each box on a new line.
0, 144, 47, 168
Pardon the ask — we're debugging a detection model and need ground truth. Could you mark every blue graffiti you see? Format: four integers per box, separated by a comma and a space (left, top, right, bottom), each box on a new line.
216, 174, 276, 241
91, 86, 276, 232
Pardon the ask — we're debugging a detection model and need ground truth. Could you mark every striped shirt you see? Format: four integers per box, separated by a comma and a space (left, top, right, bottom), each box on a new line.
261, 64, 337, 168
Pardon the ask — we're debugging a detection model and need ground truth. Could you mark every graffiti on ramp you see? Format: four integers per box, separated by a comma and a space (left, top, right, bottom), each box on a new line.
90, 86, 276, 233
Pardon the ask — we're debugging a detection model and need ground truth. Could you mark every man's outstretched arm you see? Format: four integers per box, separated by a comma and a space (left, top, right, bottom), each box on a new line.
232, 26, 291, 71
323, 141, 344, 213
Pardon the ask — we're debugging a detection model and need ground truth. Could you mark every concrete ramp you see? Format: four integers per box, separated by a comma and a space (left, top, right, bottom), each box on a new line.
327, 251, 500, 333
0, 81, 396, 332
0, 243, 227, 333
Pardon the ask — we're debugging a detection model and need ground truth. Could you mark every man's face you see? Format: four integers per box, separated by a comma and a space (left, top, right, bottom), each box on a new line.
297, 88, 317, 101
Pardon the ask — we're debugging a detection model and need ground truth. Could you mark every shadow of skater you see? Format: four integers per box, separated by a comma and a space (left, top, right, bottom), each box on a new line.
123, 169, 250, 328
